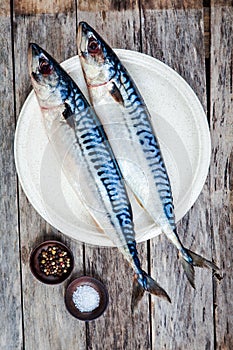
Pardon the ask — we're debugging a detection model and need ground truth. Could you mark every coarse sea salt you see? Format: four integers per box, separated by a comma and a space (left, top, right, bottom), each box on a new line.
72, 285, 100, 312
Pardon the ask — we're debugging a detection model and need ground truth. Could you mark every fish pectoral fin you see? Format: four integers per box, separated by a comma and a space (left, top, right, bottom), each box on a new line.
179, 248, 220, 289
62, 102, 75, 129
108, 81, 124, 105
131, 271, 171, 313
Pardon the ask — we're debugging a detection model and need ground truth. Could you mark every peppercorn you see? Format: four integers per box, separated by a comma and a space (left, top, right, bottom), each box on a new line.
38, 245, 72, 278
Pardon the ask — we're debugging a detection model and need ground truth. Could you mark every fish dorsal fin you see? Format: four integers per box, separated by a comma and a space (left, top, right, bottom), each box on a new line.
108, 81, 124, 105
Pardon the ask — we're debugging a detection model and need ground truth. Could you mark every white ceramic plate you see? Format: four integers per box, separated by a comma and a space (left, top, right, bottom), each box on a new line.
14, 50, 211, 247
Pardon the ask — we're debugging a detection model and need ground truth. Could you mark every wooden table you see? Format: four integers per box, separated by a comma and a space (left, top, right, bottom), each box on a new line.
1, 1, 232, 349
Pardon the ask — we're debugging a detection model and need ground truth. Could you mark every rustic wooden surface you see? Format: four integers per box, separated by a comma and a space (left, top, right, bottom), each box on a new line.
0, 0, 232, 349
0, 1, 22, 349
210, 1, 233, 349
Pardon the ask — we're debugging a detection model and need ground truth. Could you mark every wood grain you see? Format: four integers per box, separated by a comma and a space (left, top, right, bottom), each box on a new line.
13, 2, 86, 349
78, 0, 204, 11
212, 0, 233, 6
204, 5, 210, 59
141, 4, 216, 349
78, 0, 139, 12
210, 2, 233, 349
0, 0, 231, 349
77, 4, 152, 349
141, 5, 206, 107
14, 0, 74, 15
0, 1, 23, 349
141, 0, 203, 10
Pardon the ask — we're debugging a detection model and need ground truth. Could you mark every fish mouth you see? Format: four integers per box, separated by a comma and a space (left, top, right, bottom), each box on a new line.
78, 22, 100, 58
28, 43, 36, 77
29, 42, 42, 56
77, 22, 89, 57
28, 43, 43, 64
79, 21, 90, 35
28, 43, 43, 77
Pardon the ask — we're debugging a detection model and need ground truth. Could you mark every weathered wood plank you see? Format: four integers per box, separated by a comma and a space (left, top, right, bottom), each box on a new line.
77, 3, 152, 349
137, 0, 203, 10
84, 244, 151, 350
210, 2, 233, 349
141, 2, 216, 349
13, 1, 86, 349
14, 0, 74, 15
204, 5, 210, 59
0, 1, 23, 349
141, 0, 206, 107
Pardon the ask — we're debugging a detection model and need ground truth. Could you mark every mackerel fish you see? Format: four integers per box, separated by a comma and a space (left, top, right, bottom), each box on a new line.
77, 22, 219, 288
28, 43, 171, 310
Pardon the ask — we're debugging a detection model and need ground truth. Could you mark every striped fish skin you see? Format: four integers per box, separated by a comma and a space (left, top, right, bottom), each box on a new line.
78, 22, 219, 288
28, 43, 170, 309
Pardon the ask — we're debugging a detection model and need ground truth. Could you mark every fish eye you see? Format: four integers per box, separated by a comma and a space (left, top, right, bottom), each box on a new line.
39, 58, 52, 75
87, 38, 100, 54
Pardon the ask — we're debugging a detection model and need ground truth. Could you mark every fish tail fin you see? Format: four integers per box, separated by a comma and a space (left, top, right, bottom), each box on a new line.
131, 270, 171, 313
179, 248, 220, 289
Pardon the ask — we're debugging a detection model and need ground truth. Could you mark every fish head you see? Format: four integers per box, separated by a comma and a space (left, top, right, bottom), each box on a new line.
28, 43, 64, 108
78, 22, 117, 87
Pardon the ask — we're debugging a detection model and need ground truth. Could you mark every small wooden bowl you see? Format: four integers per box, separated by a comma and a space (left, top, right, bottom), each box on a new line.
30, 240, 74, 284
65, 276, 109, 321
